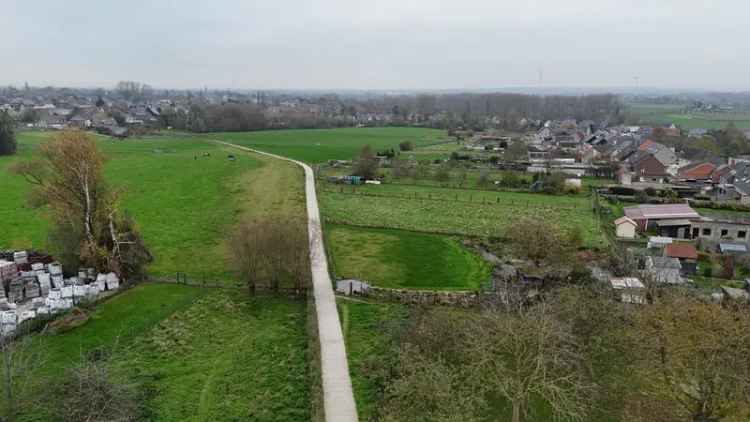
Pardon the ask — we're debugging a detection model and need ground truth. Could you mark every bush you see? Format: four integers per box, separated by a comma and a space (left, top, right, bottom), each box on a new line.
644, 187, 657, 197
399, 141, 414, 151
352, 145, 380, 179
53, 358, 140, 422
609, 186, 636, 196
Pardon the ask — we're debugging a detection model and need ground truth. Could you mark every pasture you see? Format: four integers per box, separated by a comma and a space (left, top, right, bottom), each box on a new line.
0, 131, 305, 280
627, 102, 750, 130
326, 224, 489, 290
320, 183, 604, 247
16, 283, 311, 421
214, 127, 446, 163
338, 299, 408, 421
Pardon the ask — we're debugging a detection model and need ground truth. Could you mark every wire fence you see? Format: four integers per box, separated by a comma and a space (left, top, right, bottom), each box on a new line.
321, 186, 589, 210
146, 273, 307, 296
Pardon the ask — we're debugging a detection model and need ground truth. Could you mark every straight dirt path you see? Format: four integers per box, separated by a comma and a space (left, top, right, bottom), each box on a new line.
214, 141, 359, 422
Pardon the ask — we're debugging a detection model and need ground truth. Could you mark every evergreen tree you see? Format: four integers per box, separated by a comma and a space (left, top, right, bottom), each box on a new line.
0, 111, 17, 156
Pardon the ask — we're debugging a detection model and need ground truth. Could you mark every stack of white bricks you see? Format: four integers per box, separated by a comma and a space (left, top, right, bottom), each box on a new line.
0, 254, 122, 336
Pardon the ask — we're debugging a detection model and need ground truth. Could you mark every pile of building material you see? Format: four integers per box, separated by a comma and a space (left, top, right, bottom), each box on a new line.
0, 249, 122, 336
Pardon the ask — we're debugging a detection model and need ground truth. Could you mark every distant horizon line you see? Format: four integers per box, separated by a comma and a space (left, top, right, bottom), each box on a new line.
2, 83, 750, 96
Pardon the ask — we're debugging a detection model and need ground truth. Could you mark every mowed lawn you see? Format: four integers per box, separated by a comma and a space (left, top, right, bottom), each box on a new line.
327, 224, 489, 290
0, 131, 307, 280
214, 127, 446, 163
18, 283, 311, 422
320, 183, 604, 247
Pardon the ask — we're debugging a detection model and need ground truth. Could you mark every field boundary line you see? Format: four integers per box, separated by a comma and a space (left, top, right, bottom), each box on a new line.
213, 140, 359, 422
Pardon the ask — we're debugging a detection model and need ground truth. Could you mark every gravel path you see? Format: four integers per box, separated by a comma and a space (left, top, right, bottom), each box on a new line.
214, 141, 359, 422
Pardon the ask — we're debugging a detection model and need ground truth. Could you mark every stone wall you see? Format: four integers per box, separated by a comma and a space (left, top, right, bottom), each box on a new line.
361, 286, 481, 308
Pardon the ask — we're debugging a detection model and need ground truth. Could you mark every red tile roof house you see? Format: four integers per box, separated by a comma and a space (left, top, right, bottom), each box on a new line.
624, 204, 700, 231
664, 243, 698, 275
678, 162, 717, 181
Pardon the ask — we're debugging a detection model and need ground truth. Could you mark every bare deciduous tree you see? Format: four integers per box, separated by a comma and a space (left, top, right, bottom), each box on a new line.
227, 218, 310, 295
380, 345, 485, 422
9, 131, 152, 279
54, 357, 139, 422
505, 218, 574, 268
468, 305, 592, 422
633, 294, 750, 421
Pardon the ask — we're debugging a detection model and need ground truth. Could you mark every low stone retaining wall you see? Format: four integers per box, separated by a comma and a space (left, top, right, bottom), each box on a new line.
361, 286, 482, 308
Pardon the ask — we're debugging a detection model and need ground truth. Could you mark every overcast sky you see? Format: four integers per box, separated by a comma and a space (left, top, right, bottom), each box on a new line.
1, 0, 748, 91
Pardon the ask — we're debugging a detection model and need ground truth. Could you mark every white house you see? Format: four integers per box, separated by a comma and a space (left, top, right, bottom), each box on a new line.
614, 216, 638, 239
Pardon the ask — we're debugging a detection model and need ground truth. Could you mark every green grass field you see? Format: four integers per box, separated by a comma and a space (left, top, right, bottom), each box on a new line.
327, 224, 490, 290
214, 127, 447, 163
320, 183, 604, 247
17, 283, 310, 421
115, 290, 310, 421
627, 102, 750, 130
0, 131, 306, 280
338, 299, 408, 421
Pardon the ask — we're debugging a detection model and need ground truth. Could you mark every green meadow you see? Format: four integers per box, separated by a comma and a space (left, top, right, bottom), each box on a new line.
1, 131, 309, 280
17, 283, 311, 422
320, 183, 603, 246
214, 127, 446, 163
327, 224, 489, 290
627, 102, 750, 130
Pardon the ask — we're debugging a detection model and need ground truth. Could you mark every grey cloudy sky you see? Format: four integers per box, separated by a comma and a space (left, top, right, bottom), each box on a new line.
1, 0, 748, 91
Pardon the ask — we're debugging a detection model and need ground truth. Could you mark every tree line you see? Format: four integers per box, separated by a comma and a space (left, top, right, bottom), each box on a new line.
371, 284, 750, 422
156, 93, 623, 133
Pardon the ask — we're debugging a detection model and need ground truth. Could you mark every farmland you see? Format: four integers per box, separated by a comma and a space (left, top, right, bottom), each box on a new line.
320, 183, 604, 247
627, 102, 750, 130
16, 283, 311, 421
326, 224, 490, 290
214, 127, 447, 163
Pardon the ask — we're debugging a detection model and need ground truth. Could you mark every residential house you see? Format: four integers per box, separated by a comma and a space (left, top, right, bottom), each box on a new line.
730, 161, 750, 204
621, 140, 677, 183
631, 151, 668, 183
35, 111, 67, 130
664, 243, 698, 275
678, 162, 716, 182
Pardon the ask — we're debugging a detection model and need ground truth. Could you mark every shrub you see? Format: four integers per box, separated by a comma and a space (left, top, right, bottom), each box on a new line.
609, 186, 636, 196
53, 358, 140, 422
399, 141, 414, 152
